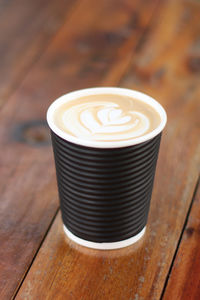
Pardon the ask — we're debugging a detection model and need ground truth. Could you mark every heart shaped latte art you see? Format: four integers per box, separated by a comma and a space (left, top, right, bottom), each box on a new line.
62, 101, 150, 141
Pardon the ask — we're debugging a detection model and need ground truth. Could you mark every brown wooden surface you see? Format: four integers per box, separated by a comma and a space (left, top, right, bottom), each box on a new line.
0, 0, 76, 107
0, 0, 200, 299
163, 179, 200, 300
0, 1, 159, 299
15, 0, 200, 298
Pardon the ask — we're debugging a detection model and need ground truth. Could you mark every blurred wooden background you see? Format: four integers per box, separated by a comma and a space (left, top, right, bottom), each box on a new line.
0, 0, 199, 299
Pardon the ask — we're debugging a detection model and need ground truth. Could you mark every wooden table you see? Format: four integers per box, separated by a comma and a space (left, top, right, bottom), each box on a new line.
0, 0, 199, 299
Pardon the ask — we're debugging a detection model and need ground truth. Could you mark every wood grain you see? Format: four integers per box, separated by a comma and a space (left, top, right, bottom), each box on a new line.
15, 0, 200, 299
163, 179, 200, 300
0, 0, 159, 299
0, 0, 76, 108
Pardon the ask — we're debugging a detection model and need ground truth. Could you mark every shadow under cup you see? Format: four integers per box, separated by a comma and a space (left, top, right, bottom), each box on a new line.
47, 88, 167, 250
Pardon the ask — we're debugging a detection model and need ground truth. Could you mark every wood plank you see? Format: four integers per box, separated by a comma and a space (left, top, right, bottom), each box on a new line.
0, 0, 76, 107
15, 0, 200, 299
163, 179, 200, 300
0, 0, 159, 299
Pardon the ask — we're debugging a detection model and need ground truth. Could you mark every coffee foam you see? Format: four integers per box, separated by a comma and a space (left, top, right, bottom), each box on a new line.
53, 94, 161, 142
47, 88, 167, 148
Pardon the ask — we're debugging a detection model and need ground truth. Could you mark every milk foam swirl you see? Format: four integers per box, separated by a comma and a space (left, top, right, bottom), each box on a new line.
61, 101, 150, 141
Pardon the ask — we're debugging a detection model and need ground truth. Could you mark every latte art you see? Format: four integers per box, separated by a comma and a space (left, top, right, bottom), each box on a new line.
53, 94, 161, 142
62, 102, 150, 141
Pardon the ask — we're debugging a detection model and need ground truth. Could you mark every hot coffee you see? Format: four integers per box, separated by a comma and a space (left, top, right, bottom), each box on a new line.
53, 94, 161, 143
47, 87, 167, 249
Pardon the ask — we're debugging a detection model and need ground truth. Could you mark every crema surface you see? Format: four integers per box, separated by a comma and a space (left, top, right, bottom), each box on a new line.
53, 94, 161, 142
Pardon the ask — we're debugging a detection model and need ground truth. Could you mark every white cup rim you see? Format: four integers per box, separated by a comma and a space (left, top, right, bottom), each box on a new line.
47, 87, 167, 148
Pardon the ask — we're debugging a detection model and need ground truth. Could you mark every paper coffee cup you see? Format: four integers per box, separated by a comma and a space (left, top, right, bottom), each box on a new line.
47, 87, 167, 250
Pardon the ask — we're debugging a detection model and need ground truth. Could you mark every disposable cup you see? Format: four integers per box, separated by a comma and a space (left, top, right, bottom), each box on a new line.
47, 87, 167, 250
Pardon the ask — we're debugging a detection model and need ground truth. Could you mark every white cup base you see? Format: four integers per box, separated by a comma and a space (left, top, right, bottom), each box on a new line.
63, 225, 146, 250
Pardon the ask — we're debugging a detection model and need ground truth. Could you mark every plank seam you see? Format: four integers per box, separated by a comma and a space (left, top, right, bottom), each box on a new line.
12, 207, 60, 300
160, 175, 200, 300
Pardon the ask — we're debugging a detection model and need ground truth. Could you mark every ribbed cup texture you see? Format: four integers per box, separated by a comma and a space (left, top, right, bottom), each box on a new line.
51, 131, 161, 243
